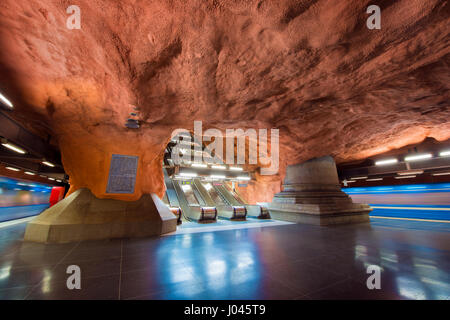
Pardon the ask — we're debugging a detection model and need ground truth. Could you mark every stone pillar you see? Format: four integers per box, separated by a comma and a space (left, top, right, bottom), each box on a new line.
24, 188, 177, 243
267, 156, 371, 225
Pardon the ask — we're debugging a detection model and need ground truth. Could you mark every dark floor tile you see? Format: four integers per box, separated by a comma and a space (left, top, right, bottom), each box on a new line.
0, 285, 32, 300
0, 264, 54, 290
25, 274, 120, 300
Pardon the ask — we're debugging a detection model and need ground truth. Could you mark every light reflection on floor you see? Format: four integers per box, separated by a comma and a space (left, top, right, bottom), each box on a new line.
0, 217, 448, 300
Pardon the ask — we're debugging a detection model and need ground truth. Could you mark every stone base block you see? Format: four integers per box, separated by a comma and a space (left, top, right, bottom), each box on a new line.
268, 209, 370, 225
24, 188, 177, 243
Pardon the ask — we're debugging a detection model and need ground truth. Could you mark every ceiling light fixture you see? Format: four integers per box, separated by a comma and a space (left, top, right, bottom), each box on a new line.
179, 172, 197, 178
42, 161, 55, 167
366, 178, 383, 181
191, 163, 207, 168
404, 154, 432, 162
5, 167, 20, 172
0, 92, 13, 108
395, 175, 416, 179
397, 170, 424, 176
375, 159, 398, 166
210, 174, 225, 179
211, 165, 226, 170
237, 176, 250, 181
230, 167, 243, 171
432, 172, 450, 176
1, 141, 26, 154
440, 150, 450, 157
24, 171, 35, 176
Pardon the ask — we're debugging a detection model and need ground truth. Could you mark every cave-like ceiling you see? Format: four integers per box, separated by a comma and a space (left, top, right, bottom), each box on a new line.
0, 0, 449, 202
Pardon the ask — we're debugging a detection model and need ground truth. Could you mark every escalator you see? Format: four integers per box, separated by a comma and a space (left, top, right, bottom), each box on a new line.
194, 180, 247, 220
214, 183, 271, 219
163, 170, 182, 224
172, 179, 217, 223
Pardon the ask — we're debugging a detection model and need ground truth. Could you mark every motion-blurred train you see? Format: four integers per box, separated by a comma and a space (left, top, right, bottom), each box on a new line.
343, 182, 450, 221
0, 176, 64, 223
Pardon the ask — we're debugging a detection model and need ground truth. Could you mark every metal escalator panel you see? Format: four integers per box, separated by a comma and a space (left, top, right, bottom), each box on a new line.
202, 182, 227, 205
179, 181, 206, 207
213, 184, 241, 206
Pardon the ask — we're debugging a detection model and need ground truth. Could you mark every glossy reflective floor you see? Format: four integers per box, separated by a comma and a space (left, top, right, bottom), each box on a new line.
0, 218, 449, 300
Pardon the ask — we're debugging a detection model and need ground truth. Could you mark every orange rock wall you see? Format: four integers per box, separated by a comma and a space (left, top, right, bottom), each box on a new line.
0, 0, 449, 202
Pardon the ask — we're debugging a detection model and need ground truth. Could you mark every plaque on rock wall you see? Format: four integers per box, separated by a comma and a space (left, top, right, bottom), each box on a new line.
106, 154, 139, 194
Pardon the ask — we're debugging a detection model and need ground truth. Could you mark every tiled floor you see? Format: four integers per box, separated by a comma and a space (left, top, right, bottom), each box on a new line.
0, 218, 449, 300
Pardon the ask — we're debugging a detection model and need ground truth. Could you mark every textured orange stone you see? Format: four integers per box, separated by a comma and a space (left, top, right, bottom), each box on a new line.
0, 0, 448, 203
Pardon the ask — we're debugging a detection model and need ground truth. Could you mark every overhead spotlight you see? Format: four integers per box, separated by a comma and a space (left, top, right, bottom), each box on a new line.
432, 172, 450, 176
24, 171, 35, 176
375, 159, 398, 166
211, 165, 226, 170
351, 176, 368, 180
395, 175, 416, 179
5, 167, 20, 172
404, 153, 432, 162
210, 174, 225, 179
42, 161, 55, 167
366, 178, 383, 181
397, 170, 423, 176
179, 172, 197, 178
237, 176, 250, 181
230, 167, 243, 171
440, 150, 450, 157
191, 163, 207, 168
1, 140, 26, 154
0, 92, 13, 108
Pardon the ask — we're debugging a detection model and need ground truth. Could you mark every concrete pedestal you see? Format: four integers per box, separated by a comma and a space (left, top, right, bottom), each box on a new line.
268, 156, 371, 225
24, 188, 177, 243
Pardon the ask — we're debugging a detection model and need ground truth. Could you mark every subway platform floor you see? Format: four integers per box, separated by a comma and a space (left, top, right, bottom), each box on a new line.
0, 218, 449, 300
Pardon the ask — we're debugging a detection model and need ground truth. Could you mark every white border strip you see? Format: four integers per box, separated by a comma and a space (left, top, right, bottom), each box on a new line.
163, 220, 294, 236
0, 216, 34, 229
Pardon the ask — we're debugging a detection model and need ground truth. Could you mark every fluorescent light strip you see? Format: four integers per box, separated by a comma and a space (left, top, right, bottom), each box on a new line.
5, 167, 20, 172
179, 173, 197, 178
48, 178, 55, 181
24, 171, 35, 176
1, 142, 26, 154
230, 167, 243, 171
440, 150, 450, 157
351, 176, 368, 180
42, 161, 55, 167
0, 93, 13, 108
237, 176, 250, 181
397, 170, 423, 176
404, 154, 432, 162
191, 163, 207, 168
346, 180, 356, 183
211, 165, 226, 170
394, 175, 416, 179
375, 159, 398, 166
432, 172, 450, 176
210, 175, 225, 179
366, 178, 383, 181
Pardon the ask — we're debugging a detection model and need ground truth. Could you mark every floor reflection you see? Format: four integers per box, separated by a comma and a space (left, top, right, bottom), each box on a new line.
0, 218, 448, 299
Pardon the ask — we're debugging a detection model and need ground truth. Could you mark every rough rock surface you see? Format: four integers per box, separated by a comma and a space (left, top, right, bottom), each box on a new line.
0, 0, 449, 203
